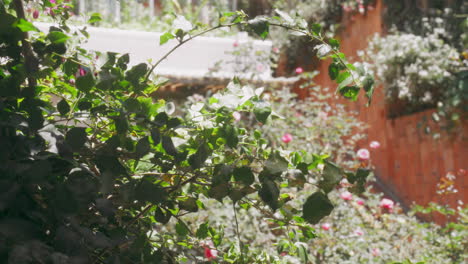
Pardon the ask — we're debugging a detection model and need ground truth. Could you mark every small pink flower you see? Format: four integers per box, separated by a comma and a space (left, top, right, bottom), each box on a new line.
371, 248, 380, 257
233, 41, 239, 47
69, 79, 75, 85
357, 148, 370, 160
78, 67, 86, 77
281, 133, 293, 144
49, 0, 57, 4
33, 10, 39, 19
280, 252, 288, 256
354, 229, 364, 236
272, 47, 280, 53
356, 199, 364, 205
379, 198, 394, 212
369, 141, 380, 149
340, 191, 353, 201
45, 7, 55, 16
295, 67, 303, 74
256, 64, 265, 73
321, 223, 331, 231
232, 111, 241, 122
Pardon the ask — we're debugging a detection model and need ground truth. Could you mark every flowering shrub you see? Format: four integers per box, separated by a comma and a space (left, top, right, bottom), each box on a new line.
362, 26, 466, 118
0, 1, 376, 262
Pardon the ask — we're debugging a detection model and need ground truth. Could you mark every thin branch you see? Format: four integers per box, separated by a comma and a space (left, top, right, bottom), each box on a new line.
144, 23, 237, 82
233, 202, 244, 263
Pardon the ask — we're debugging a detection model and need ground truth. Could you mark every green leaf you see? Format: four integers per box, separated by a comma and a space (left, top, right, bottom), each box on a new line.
254, 101, 271, 124
188, 143, 210, 169
196, 223, 209, 239
57, 98, 70, 116
162, 136, 177, 156
362, 74, 375, 104
208, 183, 230, 202
76, 73, 95, 93
339, 85, 360, 101
179, 197, 198, 212
154, 207, 171, 224
311, 23, 322, 36
135, 179, 167, 204
223, 125, 238, 148
233, 166, 255, 186
248, 17, 269, 39
212, 164, 233, 186
167, 118, 181, 129
319, 161, 342, 193
302, 192, 334, 224
328, 63, 340, 80
88, 13, 102, 24
65, 127, 87, 151
14, 19, 38, 32
154, 112, 169, 127
47, 31, 70, 44
160, 32, 175, 45
265, 151, 288, 175
336, 71, 350, 85
259, 180, 279, 210
176, 220, 190, 237
150, 128, 161, 144
296, 243, 309, 263
328, 38, 340, 50
135, 137, 151, 158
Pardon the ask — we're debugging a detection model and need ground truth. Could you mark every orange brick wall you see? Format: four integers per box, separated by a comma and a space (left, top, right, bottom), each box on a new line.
310, 0, 467, 210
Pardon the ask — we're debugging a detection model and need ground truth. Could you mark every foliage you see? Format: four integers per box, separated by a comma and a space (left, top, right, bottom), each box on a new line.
245, 73, 366, 169
362, 28, 466, 119
0, 0, 375, 263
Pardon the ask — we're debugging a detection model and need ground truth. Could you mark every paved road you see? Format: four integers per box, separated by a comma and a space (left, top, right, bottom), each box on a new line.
35, 23, 273, 79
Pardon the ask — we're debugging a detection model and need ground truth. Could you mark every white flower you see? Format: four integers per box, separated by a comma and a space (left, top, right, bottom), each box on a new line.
173, 15, 193, 32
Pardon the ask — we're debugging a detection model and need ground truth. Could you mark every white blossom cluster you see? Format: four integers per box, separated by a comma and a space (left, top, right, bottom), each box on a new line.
363, 28, 462, 107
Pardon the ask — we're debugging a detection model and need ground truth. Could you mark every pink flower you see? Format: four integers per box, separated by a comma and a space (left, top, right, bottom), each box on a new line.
321, 223, 331, 231
371, 248, 380, 257
354, 229, 364, 236
280, 252, 288, 256
340, 191, 353, 201
281, 133, 293, 144
233, 41, 239, 47
369, 141, 380, 149
69, 79, 75, 85
295, 67, 303, 74
33, 10, 39, 19
232, 111, 241, 122
357, 148, 370, 160
78, 67, 87, 77
272, 47, 280, 53
380, 198, 394, 212
49, 0, 56, 4
356, 199, 364, 205
256, 64, 265, 73
202, 240, 218, 261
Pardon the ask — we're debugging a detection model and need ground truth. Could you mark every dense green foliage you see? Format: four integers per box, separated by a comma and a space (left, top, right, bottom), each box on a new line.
0, 0, 376, 263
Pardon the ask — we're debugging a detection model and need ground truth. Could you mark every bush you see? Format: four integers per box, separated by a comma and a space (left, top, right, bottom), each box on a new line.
0, 0, 373, 263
